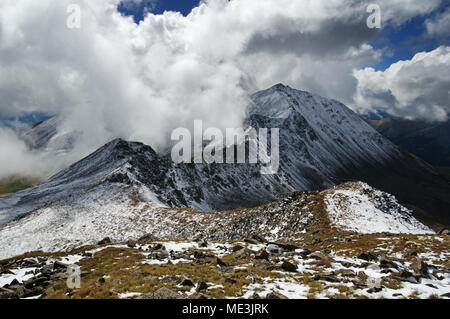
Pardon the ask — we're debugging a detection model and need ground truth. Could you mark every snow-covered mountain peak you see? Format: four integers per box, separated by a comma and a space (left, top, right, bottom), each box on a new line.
1, 84, 448, 230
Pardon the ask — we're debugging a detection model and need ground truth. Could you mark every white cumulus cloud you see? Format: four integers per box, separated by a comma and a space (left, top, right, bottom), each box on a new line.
0, 0, 446, 178
354, 46, 450, 121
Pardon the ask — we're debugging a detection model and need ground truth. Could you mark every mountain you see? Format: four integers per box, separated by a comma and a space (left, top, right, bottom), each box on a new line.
0, 181, 433, 260
0, 84, 449, 240
365, 118, 450, 167
19, 116, 81, 152
359, 110, 400, 121
0, 84, 402, 220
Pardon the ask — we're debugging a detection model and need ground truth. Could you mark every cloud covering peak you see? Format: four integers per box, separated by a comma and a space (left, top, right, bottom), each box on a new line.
0, 0, 448, 178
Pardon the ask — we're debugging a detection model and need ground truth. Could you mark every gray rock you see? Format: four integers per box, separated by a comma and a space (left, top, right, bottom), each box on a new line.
410, 258, 429, 277
139, 287, 184, 299
358, 251, 380, 262
138, 234, 156, 242
41, 264, 54, 275
404, 249, 418, 258
231, 245, 244, 253
224, 277, 237, 285
255, 249, 269, 260
126, 240, 137, 248
180, 278, 195, 287
0, 288, 16, 299
379, 258, 399, 269
281, 261, 297, 272
265, 291, 288, 299
367, 287, 383, 293
234, 248, 254, 259
313, 273, 340, 283
216, 257, 228, 267
196, 281, 208, 292
98, 237, 112, 245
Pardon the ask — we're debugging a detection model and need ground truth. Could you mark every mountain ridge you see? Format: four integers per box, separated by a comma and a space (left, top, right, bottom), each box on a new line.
0, 84, 449, 229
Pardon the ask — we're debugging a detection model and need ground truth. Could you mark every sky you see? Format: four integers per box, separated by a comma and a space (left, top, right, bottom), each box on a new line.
118, 0, 201, 20
0, 0, 449, 179
116, 0, 450, 72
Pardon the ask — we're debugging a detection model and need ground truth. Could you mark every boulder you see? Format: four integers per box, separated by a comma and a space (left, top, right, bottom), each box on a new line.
379, 258, 399, 269
265, 291, 288, 299
180, 278, 195, 287
404, 250, 418, 258
234, 248, 254, 259
269, 243, 299, 252
295, 249, 311, 260
196, 281, 208, 292
335, 269, 356, 278
245, 235, 266, 244
313, 273, 340, 283
138, 234, 156, 242
357, 271, 369, 282
199, 241, 208, 248
151, 243, 165, 251
53, 261, 67, 271
97, 237, 112, 245
231, 245, 244, 253
224, 277, 237, 285
254, 249, 270, 260
216, 257, 228, 267
0, 288, 16, 299
309, 252, 333, 267
266, 244, 284, 254
41, 264, 54, 275
410, 258, 429, 277
193, 250, 208, 260
281, 261, 297, 272
126, 240, 137, 248
367, 287, 383, 294
139, 287, 184, 299
358, 251, 380, 262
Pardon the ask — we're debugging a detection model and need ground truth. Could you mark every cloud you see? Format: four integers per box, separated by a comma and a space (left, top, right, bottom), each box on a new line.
354, 46, 450, 121
425, 7, 450, 38
0, 127, 47, 179
0, 0, 446, 178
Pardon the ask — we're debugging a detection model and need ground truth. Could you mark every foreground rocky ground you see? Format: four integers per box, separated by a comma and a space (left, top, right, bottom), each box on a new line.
1, 233, 448, 299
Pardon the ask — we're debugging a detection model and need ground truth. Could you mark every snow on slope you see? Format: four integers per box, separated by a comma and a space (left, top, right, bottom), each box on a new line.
250, 84, 400, 170
1, 84, 403, 220
0, 184, 163, 260
20, 116, 80, 152
0, 85, 429, 259
0, 139, 138, 224
0, 180, 434, 260
246, 84, 402, 193
325, 182, 433, 234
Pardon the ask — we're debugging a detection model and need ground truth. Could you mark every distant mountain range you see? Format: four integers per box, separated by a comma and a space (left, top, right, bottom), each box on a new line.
0, 84, 449, 261
364, 117, 450, 167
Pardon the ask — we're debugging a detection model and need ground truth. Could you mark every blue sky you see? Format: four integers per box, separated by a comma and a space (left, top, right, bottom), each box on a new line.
370, 3, 450, 70
118, 0, 200, 21
119, 0, 449, 72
